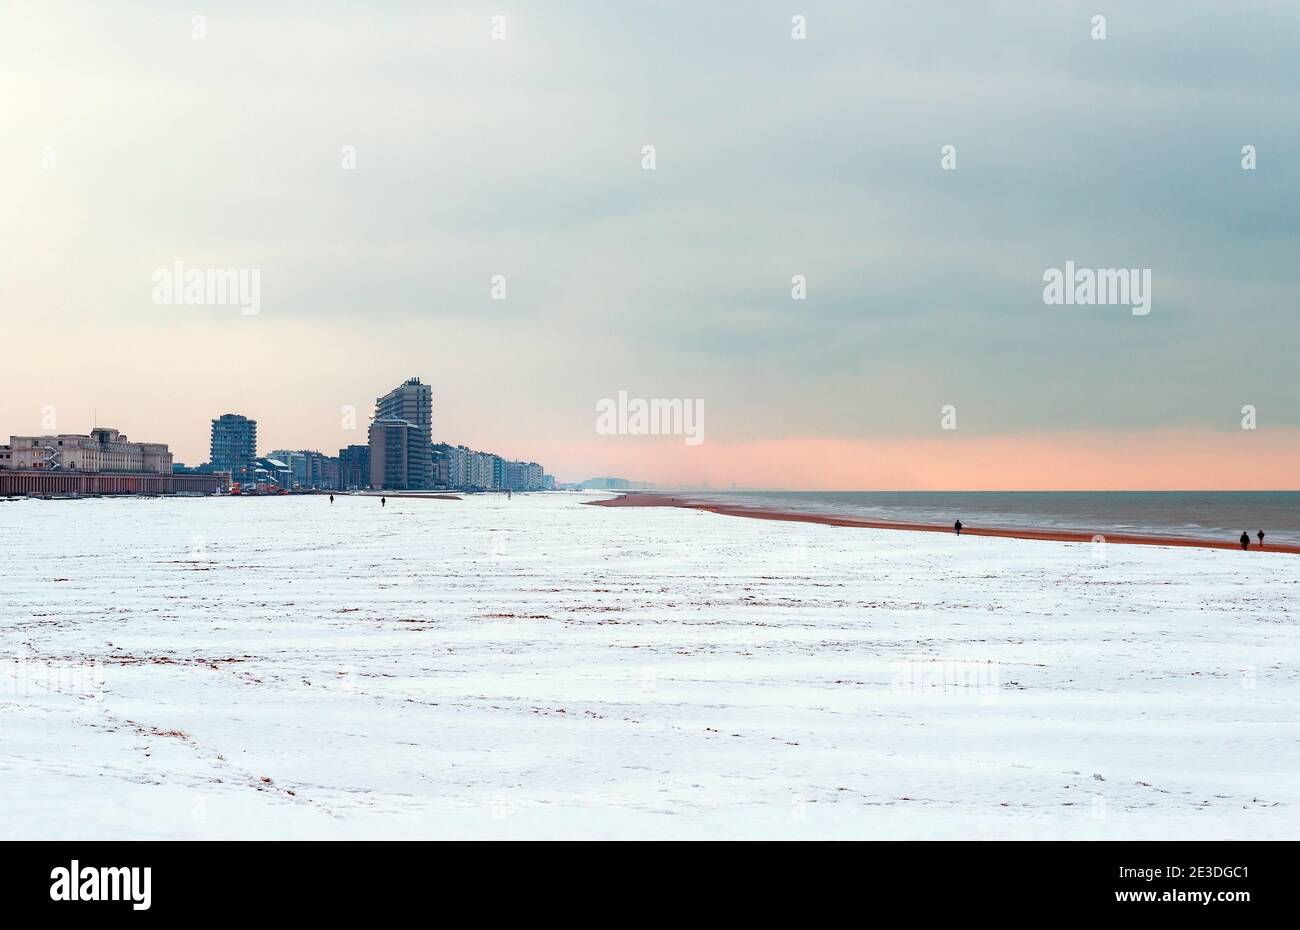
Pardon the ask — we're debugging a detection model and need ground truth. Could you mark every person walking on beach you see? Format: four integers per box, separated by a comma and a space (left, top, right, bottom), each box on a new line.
954, 520, 962, 536
1257, 530, 1265, 549
1240, 531, 1250, 551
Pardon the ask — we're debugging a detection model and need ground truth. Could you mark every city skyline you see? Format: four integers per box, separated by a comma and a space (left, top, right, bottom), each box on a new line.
0, 371, 557, 493
4, 3, 1296, 490
3, 402, 1299, 490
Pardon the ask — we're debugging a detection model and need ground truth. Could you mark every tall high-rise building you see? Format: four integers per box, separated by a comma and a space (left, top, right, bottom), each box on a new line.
210, 414, 257, 483
374, 378, 432, 489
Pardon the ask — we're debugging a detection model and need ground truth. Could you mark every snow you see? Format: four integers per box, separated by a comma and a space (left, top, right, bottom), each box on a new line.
1, 492, 1297, 839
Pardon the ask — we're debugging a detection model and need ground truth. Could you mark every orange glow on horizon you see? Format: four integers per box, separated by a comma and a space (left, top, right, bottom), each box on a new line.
522, 429, 1300, 491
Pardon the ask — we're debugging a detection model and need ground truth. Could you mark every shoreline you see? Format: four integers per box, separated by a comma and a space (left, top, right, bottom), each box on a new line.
589, 493, 1300, 554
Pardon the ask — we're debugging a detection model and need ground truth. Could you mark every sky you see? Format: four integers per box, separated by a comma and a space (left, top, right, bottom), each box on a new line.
2, 1, 1296, 488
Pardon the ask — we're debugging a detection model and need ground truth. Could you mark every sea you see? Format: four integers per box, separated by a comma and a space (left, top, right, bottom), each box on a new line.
663, 490, 1300, 546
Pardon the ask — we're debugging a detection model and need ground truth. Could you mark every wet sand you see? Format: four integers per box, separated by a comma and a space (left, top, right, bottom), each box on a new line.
590, 493, 1300, 554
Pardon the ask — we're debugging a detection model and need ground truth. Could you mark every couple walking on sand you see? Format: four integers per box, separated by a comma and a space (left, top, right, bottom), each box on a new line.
951, 521, 1269, 550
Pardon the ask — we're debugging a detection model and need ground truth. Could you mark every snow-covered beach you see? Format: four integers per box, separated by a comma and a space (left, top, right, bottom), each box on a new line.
2, 492, 1296, 839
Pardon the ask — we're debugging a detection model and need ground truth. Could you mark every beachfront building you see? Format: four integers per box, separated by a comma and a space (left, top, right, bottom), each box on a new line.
503, 460, 544, 492
467, 450, 500, 490
368, 419, 423, 490
268, 450, 308, 488
338, 444, 370, 490
375, 378, 432, 489
0, 427, 227, 496
255, 457, 293, 488
434, 444, 504, 491
289, 451, 310, 487
265, 449, 338, 489
427, 439, 546, 492
211, 414, 257, 485
429, 444, 450, 489
0, 470, 226, 496
441, 443, 467, 489
0, 428, 173, 474
300, 450, 335, 489
318, 454, 339, 490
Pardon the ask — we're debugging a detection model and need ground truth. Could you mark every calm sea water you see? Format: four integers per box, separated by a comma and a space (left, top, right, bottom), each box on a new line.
667, 491, 1300, 546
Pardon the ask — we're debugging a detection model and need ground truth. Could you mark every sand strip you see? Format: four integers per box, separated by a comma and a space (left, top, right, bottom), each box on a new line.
589, 493, 1300, 554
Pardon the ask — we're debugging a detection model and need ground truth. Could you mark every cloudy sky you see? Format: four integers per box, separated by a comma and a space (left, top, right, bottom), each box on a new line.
3, 1, 1296, 488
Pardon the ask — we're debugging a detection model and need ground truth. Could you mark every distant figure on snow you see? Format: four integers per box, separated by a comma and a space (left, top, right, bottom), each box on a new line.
329, 494, 334, 504
381, 496, 387, 507
954, 520, 962, 536
1257, 530, 1265, 549
1240, 531, 1250, 551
